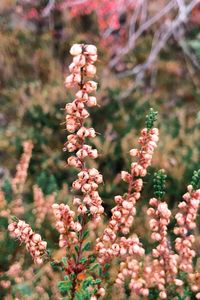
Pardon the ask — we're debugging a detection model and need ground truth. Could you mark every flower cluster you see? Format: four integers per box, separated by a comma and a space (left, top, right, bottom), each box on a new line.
12, 140, 33, 194
10, 140, 33, 216
96, 125, 159, 263
64, 44, 104, 221
96, 234, 144, 264
116, 258, 150, 297
0, 190, 8, 218
33, 185, 55, 227
115, 170, 179, 298
174, 185, 200, 273
189, 272, 200, 298
52, 203, 81, 248
147, 198, 179, 298
8, 220, 47, 264
148, 199, 171, 251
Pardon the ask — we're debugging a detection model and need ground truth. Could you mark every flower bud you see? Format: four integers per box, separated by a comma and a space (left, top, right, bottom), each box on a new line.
70, 44, 82, 56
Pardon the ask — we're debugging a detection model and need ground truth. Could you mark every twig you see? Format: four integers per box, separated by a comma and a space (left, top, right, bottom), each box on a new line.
117, 0, 200, 80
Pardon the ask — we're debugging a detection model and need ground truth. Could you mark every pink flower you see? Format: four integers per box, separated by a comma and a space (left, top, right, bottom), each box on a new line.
8, 220, 47, 264
12, 140, 33, 194
174, 186, 200, 273
64, 44, 104, 224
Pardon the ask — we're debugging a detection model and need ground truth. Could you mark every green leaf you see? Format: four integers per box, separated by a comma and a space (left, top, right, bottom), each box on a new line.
75, 245, 79, 253
190, 169, 200, 190
58, 281, 72, 295
83, 230, 89, 239
88, 263, 99, 271
2, 178, 13, 203
62, 257, 67, 265
95, 279, 101, 284
64, 276, 69, 281
77, 215, 82, 223
89, 254, 96, 263
105, 263, 110, 270
83, 242, 91, 251
80, 257, 87, 264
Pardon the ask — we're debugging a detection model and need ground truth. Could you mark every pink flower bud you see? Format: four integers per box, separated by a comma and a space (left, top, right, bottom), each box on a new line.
32, 234, 41, 243
85, 64, 96, 77
115, 195, 123, 204
73, 197, 81, 205
82, 183, 91, 193
69, 62, 80, 73
196, 293, 200, 299
35, 257, 43, 265
8, 223, 15, 232
113, 211, 121, 219
149, 198, 158, 206
84, 45, 97, 55
73, 54, 86, 67
73, 222, 82, 232
121, 171, 131, 183
142, 289, 149, 297
70, 44, 82, 56
90, 206, 98, 214
174, 279, 183, 286
84, 81, 98, 93
129, 149, 138, 156
159, 291, 167, 299
98, 287, 105, 297
87, 96, 97, 107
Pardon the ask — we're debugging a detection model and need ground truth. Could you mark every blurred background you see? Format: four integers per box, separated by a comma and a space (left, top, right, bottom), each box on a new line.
0, 0, 200, 299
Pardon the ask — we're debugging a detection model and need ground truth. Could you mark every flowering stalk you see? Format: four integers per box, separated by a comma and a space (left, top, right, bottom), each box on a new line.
65, 43, 104, 221
96, 108, 159, 264
8, 219, 47, 265
33, 185, 55, 227
174, 169, 200, 297
12, 140, 33, 194
147, 170, 179, 299
55, 44, 105, 299
188, 272, 200, 299
11, 140, 33, 216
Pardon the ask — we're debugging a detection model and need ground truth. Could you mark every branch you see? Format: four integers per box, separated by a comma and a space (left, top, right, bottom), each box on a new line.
117, 0, 200, 80
109, 0, 177, 68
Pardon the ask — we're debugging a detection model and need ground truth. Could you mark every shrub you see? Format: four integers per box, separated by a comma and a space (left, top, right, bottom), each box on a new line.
3, 44, 200, 300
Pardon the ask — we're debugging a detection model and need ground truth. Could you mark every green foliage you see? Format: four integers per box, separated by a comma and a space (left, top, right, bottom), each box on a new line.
82, 230, 89, 239
74, 277, 101, 300
145, 108, 158, 131
58, 280, 72, 296
36, 171, 58, 195
187, 38, 200, 60
61, 257, 67, 265
58, 275, 102, 300
1, 3, 200, 299
148, 287, 160, 299
190, 169, 200, 190
50, 261, 62, 271
83, 242, 91, 252
13, 283, 32, 296
153, 169, 167, 199
2, 178, 13, 203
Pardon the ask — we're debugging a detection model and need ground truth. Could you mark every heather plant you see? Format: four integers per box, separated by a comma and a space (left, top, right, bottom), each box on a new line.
2, 44, 199, 300
1, 0, 199, 206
